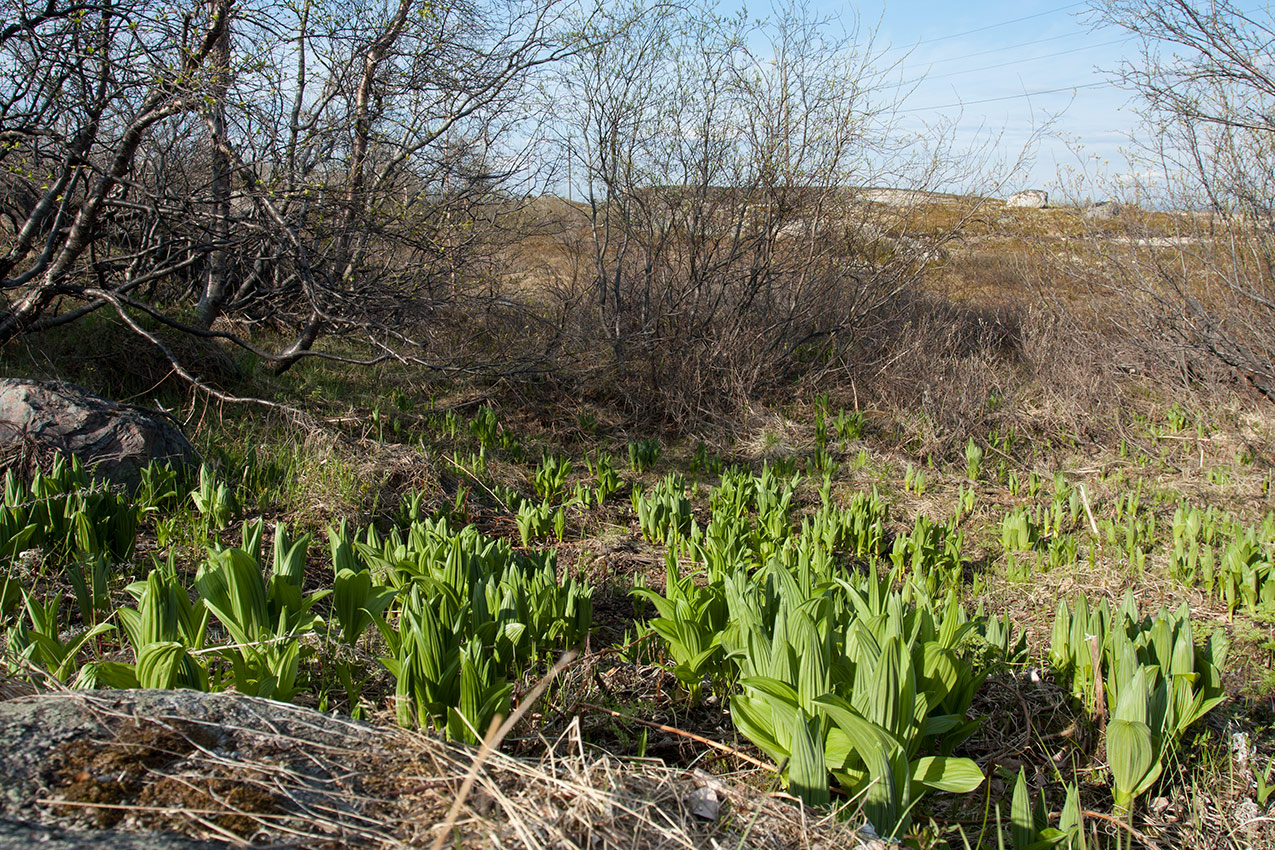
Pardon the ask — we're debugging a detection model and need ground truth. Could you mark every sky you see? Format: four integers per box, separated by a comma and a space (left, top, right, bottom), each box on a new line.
556, 1, 1268, 201
863, 0, 1140, 198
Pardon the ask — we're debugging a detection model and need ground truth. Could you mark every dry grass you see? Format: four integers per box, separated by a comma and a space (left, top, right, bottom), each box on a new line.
16, 689, 873, 850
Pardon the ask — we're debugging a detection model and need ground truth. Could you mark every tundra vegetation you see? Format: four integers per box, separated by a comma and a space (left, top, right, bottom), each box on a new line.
2, 0, 1275, 847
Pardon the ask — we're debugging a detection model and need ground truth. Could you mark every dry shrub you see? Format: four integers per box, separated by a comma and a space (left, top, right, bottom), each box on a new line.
550, 223, 959, 431
546, 246, 1109, 453
839, 291, 1025, 454
1017, 200, 1275, 393
3, 311, 242, 404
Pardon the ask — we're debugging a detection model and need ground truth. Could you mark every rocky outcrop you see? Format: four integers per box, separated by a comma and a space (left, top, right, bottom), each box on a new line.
0, 818, 223, 850
1083, 201, 1122, 220
0, 691, 397, 849
0, 379, 198, 487
1006, 190, 1048, 209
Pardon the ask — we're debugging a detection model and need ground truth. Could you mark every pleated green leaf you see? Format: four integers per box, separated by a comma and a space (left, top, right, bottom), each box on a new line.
788, 709, 830, 807
1108, 717, 1155, 813
910, 756, 984, 793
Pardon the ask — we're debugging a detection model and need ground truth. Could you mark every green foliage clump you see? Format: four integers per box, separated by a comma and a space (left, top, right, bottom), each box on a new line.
1, 456, 142, 564
1050, 592, 1228, 816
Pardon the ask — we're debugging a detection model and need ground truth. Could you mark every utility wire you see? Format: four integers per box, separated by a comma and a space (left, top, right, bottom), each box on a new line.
884, 1, 1089, 52
916, 38, 1127, 84
883, 31, 1104, 89
917, 31, 1089, 66
898, 80, 1109, 112
881, 25, 1132, 91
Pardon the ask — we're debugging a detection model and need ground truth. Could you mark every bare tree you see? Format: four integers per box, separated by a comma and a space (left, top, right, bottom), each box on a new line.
0, 0, 594, 382
1, 0, 989, 415
0, 0, 235, 340
1086, 0, 1275, 400
551, 0, 967, 422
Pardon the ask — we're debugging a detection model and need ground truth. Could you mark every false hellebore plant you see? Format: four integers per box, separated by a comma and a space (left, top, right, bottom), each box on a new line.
727, 571, 986, 837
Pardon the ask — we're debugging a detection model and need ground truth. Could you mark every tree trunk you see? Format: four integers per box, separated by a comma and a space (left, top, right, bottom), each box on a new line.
197, 0, 233, 329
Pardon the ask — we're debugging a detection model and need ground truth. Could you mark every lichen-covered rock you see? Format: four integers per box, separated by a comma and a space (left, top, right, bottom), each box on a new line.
0, 691, 391, 849
0, 689, 874, 849
0, 818, 225, 850
0, 379, 198, 487
1006, 190, 1048, 209
1083, 200, 1122, 220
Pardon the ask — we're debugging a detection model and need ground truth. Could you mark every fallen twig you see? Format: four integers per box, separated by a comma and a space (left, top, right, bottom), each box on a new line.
577, 701, 777, 773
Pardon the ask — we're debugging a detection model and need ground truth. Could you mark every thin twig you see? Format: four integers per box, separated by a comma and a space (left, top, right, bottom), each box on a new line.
1081, 809, 1162, 850
1078, 483, 1100, 536
38, 798, 291, 820
440, 452, 512, 513
577, 701, 778, 773
430, 650, 578, 850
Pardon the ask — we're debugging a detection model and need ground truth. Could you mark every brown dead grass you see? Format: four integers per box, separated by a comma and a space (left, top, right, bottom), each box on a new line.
30, 692, 871, 850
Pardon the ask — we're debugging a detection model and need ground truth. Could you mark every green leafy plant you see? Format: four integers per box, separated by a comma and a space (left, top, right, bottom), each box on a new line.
190, 463, 237, 530
84, 562, 211, 691
534, 454, 573, 503
354, 514, 590, 742
469, 405, 501, 450
0, 457, 140, 564
903, 462, 927, 495
353, 516, 592, 665
1254, 755, 1275, 807
379, 584, 513, 742
587, 453, 621, 503
705, 550, 987, 833
627, 438, 660, 473
834, 409, 865, 443
516, 499, 556, 547
1218, 529, 1275, 616
890, 513, 964, 596
632, 475, 693, 544
1007, 768, 1085, 849
1050, 593, 1228, 817
1106, 625, 1226, 816
690, 442, 725, 477
948, 484, 975, 526
193, 520, 328, 700
135, 461, 184, 516
1001, 507, 1040, 553
630, 553, 730, 698
981, 609, 1028, 667
731, 629, 985, 834
330, 525, 397, 646
1107, 666, 1161, 817
965, 438, 984, 481
65, 554, 112, 627
7, 590, 114, 683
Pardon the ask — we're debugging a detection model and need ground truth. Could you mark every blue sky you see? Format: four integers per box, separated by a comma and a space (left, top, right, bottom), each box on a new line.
838, 1, 1140, 196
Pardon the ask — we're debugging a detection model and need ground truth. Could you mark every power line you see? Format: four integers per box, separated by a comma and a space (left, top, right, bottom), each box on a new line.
898, 81, 1110, 113
884, 2, 1089, 52
921, 38, 1127, 82
917, 31, 1088, 67
885, 36, 1126, 90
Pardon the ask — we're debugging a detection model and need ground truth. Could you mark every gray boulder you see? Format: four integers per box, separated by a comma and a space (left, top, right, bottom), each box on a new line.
0, 690, 401, 849
0, 818, 224, 850
1083, 201, 1122, 220
0, 688, 874, 849
0, 379, 198, 487
1006, 190, 1048, 209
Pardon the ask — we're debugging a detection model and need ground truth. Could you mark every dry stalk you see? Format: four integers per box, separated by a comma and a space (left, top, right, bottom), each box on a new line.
431, 650, 578, 850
